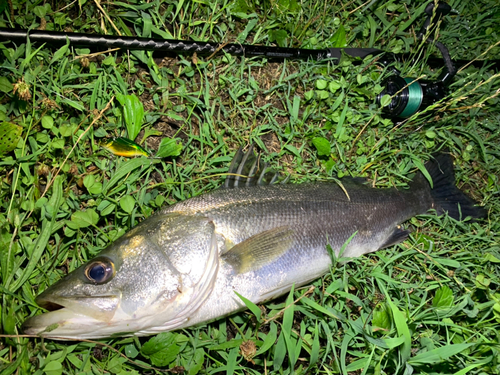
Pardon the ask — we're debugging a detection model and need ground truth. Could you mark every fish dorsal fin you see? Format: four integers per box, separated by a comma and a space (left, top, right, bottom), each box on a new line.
223, 146, 285, 189
221, 226, 295, 274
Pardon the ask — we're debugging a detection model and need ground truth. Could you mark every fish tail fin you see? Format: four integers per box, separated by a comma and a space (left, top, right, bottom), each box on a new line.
418, 152, 486, 220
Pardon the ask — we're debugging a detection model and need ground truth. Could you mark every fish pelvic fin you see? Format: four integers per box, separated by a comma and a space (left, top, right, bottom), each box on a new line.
415, 152, 487, 220
221, 226, 294, 274
223, 146, 286, 189
379, 226, 411, 249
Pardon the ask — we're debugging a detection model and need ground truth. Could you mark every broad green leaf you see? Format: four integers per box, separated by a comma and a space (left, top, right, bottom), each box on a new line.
312, 137, 331, 156
432, 286, 454, 309
156, 138, 183, 158
98, 200, 116, 216
120, 195, 136, 214
115, 93, 144, 141
107, 355, 127, 374
187, 348, 205, 375
102, 55, 115, 66
59, 124, 76, 137
83, 175, 103, 195
475, 274, 490, 289
330, 24, 346, 48
51, 138, 65, 149
372, 302, 392, 331
408, 344, 474, 366
69, 209, 99, 229
483, 253, 500, 263
380, 94, 392, 108
141, 11, 152, 37
315, 79, 328, 90
269, 29, 288, 47
230, 0, 254, 17
234, 291, 261, 321
43, 361, 62, 375
389, 302, 411, 362
383, 335, 406, 349
329, 81, 341, 93
141, 332, 180, 367
0, 76, 13, 93
124, 344, 139, 358
425, 130, 436, 139
41, 115, 53, 129
34, 4, 50, 18
0, 122, 22, 156
317, 90, 329, 100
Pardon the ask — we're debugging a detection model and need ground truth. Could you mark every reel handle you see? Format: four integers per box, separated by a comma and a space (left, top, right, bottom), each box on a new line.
419, 1, 452, 38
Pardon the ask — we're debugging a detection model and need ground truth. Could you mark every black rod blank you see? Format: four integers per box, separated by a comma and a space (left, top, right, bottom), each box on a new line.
0, 28, 382, 62
0, 28, 498, 70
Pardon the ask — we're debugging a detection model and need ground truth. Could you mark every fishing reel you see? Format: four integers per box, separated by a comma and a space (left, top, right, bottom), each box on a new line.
376, 1, 456, 118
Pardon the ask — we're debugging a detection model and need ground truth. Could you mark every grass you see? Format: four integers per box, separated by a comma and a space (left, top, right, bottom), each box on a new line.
0, 0, 499, 374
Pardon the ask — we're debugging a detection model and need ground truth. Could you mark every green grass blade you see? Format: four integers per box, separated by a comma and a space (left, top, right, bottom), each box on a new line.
378, 281, 412, 363
10, 176, 63, 293
102, 157, 150, 195
255, 321, 277, 356
408, 343, 475, 366
234, 291, 262, 322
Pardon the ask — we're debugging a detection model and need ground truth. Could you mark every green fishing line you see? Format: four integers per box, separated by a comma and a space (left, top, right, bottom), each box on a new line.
399, 78, 423, 118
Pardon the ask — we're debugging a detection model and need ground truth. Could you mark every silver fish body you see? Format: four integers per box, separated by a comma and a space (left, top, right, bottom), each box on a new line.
22, 151, 484, 339
160, 180, 429, 329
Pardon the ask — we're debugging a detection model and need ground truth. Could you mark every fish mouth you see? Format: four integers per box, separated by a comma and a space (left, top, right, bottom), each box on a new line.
22, 294, 121, 339
37, 300, 65, 312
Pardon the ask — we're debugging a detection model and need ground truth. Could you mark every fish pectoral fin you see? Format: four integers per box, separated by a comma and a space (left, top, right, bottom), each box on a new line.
379, 226, 411, 249
221, 226, 295, 274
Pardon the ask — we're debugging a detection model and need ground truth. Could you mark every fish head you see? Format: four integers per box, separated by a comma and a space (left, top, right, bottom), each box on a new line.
23, 213, 219, 339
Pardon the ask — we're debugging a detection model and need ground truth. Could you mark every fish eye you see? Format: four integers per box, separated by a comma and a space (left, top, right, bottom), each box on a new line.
84, 257, 115, 284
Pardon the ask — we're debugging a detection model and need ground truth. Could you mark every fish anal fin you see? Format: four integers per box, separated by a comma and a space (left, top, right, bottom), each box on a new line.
379, 226, 411, 249
222, 226, 294, 274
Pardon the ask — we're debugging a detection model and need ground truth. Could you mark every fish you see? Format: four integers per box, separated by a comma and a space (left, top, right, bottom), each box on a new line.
22, 147, 485, 339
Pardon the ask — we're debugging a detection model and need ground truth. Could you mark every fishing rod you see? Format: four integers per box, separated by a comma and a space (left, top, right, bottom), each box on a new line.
0, 1, 497, 118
